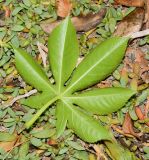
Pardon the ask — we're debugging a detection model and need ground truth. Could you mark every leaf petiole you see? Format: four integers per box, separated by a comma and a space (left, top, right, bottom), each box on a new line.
25, 96, 59, 129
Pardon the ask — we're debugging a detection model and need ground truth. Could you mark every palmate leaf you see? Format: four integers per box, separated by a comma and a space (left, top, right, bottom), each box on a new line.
13, 17, 135, 144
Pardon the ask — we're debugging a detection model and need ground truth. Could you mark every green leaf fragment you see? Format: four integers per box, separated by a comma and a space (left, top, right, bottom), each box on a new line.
30, 128, 55, 138
30, 137, 42, 147
0, 132, 16, 142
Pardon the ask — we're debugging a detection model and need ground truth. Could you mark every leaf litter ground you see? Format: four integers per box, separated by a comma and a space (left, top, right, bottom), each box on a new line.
0, 0, 149, 160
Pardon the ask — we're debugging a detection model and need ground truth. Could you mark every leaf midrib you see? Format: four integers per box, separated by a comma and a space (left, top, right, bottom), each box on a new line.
58, 19, 69, 93
65, 93, 130, 99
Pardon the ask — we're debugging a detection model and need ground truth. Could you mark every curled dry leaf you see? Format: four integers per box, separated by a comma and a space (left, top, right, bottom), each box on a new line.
124, 48, 149, 84
122, 112, 139, 138
114, 8, 145, 37
57, 0, 72, 17
114, 0, 144, 7
40, 8, 106, 34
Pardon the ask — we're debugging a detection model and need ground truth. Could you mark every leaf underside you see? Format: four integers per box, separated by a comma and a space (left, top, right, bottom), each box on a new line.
13, 17, 134, 143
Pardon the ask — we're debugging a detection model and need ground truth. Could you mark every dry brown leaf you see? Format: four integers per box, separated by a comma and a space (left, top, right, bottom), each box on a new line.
0, 141, 16, 152
122, 112, 139, 137
47, 139, 57, 146
57, 0, 72, 18
3, 6, 11, 18
114, 8, 145, 37
124, 48, 149, 84
135, 106, 145, 120
114, 0, 144, 7
0, 134, 18, 152
135, 100, 149, 127
145, 0, 149, 28
40, 9, 106, 34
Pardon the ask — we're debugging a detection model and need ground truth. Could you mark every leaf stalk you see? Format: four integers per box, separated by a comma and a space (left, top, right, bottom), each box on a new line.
25, 96, 59, 129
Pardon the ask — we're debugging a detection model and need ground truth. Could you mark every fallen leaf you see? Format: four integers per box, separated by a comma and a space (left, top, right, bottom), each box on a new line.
135, 99, 149, 127
57, 0, 72, 18
93, 144, 108, 160
3, 6, 11, 18
145, 99, 149, 126
0, 141, 16, 152
135, 106, 145, 120
0, 134, 18, 152
122, 112, 139, 137
124, 48, 149, 84
47, 139, 57, 146
145, 0, 149, 28
114, 0, 144, 7
114, 8, 144, 37
40, 8, 106, 34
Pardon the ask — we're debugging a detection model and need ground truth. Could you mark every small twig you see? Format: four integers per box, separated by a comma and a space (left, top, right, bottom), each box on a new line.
3, 89, 37, 108
37, 42, 48, 68
127, 29, 149, 39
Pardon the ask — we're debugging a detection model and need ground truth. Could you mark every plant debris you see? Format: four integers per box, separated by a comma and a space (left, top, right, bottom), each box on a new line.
56, 0, 72, 18
114, 8, 145, 37
40, 8, 106, 33
114, 0, 145, 7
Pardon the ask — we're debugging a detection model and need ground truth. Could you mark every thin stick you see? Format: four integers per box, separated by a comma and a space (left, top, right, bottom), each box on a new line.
3, 89, 37, 108
126, 29, 149, 39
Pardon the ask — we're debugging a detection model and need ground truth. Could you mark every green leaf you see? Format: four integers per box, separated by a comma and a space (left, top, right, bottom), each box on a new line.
56, 101, 68, 138
48, 17, 79, 93
65, 37, 128, 93
30, 137, 42, 147
0, 132, 16, 142
12, 25, 24, 31
20, 92, 55, 109
14, 47, 55, 93
30, 128, 55, 138
105, 141, 137, 160
69, 88, 135, 115
12, 7, 23, 16
22, 0, 31, 7
67, 141, 85, 150
18, 136, 29, 160
61, 100, 112, 142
